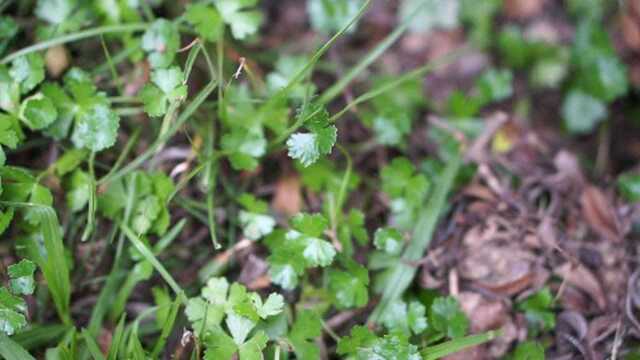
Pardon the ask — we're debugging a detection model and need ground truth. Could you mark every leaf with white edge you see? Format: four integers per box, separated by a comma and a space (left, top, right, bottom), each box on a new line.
239, 211, 275, 241
141, 19, 180, 68
202, 277, 230, 305
268, 264, 299, 290
374, 227, 404, 256
328, 261, 369, 309
562, 90, 607, 134
430, 296, 469, 339
186, 4, 223, 41
251, 293, 284, 319
408, 301, 428, 334
19, 93, 57, 130
10, 54, 45, 94
400, 0, 459, 34
65, 170, 91, 212
225, 312, 256, 345
35, 0, 76, 25
287, 106, 337, 167
0, 308, 26, 336
302, 237, 336, 267
307, 0, 364, 35
214, 0, 263, 40
71, 104, 120, 151
7, 260, 36, 296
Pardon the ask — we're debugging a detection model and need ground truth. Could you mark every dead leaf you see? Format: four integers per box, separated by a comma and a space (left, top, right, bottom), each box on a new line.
457, 292, 508, 332
272, 174, 302, 216
504, 0, 545, 19
45, 45, 69, 78
554, 262, 607, 310
460, 246, 537, 296
581, 185, 622, 242
622, 14, 640, 50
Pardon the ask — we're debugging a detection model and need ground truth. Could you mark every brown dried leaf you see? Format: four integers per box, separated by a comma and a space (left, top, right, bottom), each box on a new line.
272, 174, 302, 216
581, 186, 621, 242
622, 14, 640, 50
554, 262, 606, 310
45, 45, 69, 78
457, 292, 508, 332
503, 0, 545, 19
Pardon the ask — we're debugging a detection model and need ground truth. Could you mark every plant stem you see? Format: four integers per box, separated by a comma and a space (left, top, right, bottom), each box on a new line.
0, 23, 149, 65
369, 149, 462, 323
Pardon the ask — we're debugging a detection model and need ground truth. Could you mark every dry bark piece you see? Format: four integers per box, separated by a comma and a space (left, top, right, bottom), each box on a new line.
272, 174, 302, 216
554, 262, 607, 310
580, 185, 622, 242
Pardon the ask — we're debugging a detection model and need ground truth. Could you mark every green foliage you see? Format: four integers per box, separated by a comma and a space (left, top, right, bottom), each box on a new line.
142, 19, 180, 69
214, 0, 263, 40
307, 0, 365, 35
430, 296, 469, 339
562, 90, 606, 134
238, 193, 275, 241
380, 157, 429, 230
618, 172, 640, 202
286, 105, 337, 167
399, 0, 459, 34
517, 287, 556, 335
338, 326, 422, 359
510, 341, 545, 360
185, 277, 283, 360
140, 66, 187, 116
186, 4, 223, 42
0, 259, 35, 336
265, 213, 336, 289
328, 258, 369, 309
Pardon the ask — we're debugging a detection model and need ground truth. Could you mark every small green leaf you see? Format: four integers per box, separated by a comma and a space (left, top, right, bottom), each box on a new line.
399, 0, 459, 34
511, 341, 545, 360
214, 0, 263, 40
204, 327, 237, 360
19, 93, 57, 130
517, 287, 555, 334
239, 211, 275, 241
7, 260, 36, 296
618, 173, 640, 202
286, 106, 336, 167
35, 0, 76, 25
291, 213, 327, 237
252, 293, 284, 319
430, 296, 469, 339
302, 237, 336, 267
186, 4, 223, 41
225, 312, 256, 345
237, 331, 268, 360
328, 260, 369, 309
374, 227, 403, 255
10, 54, 45, 94
476, 68, 513, 104
562, 90, 607, 134
141, 19, 180, 68
307, 0, 365, 35
65, 170, 91, 212
71, 104, 120, 151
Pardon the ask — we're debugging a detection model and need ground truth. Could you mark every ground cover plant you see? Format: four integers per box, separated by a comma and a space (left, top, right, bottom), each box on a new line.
0, 0, 640, 358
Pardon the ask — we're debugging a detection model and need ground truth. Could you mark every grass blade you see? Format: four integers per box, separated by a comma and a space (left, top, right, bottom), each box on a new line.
119, 223, 185, 300
0, 23, 148, 64
0, 333, 36, 360
12, 324, 70, 350
150, 295, 181, 358
1, 202, 72, 325
369, 151, 462, 322
107, 316, 126, 360
421, 330, 502, 360
318, 0, 428, 105
81, 329, 107, 360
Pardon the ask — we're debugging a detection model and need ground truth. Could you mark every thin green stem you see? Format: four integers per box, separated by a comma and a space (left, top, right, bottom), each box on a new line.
81, 152, 96, 242
1, 23, 149, 64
